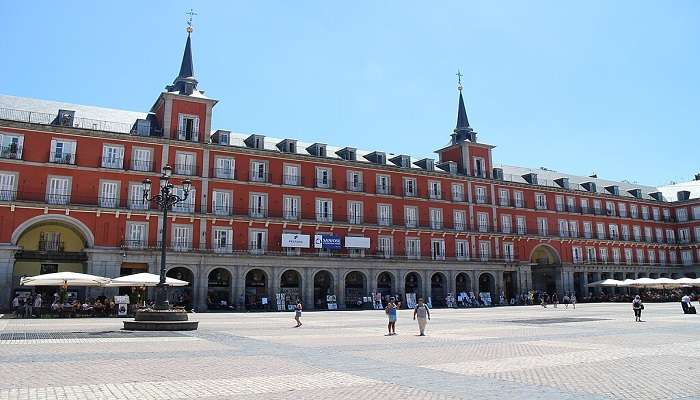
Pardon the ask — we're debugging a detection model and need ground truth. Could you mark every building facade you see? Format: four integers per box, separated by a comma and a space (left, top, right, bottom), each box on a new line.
1, 30, 699, 311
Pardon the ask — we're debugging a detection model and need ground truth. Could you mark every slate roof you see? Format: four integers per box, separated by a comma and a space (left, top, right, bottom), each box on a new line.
657, 180, 700, 201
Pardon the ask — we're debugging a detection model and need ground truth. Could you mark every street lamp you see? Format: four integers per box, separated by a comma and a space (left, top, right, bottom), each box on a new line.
142, 165, 192, 310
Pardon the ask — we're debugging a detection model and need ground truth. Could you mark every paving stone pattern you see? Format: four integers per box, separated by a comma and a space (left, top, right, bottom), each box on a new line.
1, 303, 698, 399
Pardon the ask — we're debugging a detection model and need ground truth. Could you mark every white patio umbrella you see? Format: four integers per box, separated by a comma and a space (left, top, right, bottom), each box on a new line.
20, 272, 110, 287
587, 279, 624, 288
105, 272, 188, 287
626, 278, 658, 288
618, 279, 638, 287
655, 277, 683, 289
674, 277, 700, 287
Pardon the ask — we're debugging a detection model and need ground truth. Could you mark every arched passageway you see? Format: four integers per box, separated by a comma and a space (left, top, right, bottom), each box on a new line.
207, 268, 231, 309
344, 271, 367, 309
313, 270, 334, 310
280, 269, 302, 310
245, 269, 268, 310
530, 245, 561, 294
431, 273, 447, 307
167, 267, 194, 310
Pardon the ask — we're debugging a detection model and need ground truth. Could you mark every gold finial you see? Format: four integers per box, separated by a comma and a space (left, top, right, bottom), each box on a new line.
186, 8, 197, 33
456, 69, 463, 91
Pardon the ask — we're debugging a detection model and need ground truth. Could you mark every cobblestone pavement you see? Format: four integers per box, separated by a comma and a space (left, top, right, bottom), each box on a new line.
1, 303, 699, 399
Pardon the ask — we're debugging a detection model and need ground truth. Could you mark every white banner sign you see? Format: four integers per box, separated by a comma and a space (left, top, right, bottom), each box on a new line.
281, 233, 310, 248
345, 236, 370, 249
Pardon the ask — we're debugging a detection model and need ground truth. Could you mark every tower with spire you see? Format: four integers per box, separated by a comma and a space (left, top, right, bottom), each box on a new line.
151, 11, 218, 142
435, 71, 494, 177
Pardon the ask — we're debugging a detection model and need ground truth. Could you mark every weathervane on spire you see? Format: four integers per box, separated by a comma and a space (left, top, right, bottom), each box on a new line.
186, 9, 197, 33
456, 69, 463, 91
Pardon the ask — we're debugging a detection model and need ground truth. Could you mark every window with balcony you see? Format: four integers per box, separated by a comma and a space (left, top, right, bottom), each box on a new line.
378, 204, 392, 226
128, 182, 148, 210
516, 216, 526, 234
348, 201, 363, 224
535, 193, 547, 210
405, 206, 418, 228
175, 152, 196, 176
213, 228, 233, 253
572, 247, 583, 264
621, 225, 630, 241
618, 203, 627, 218
586, 247, 596, 263
624, 248, 633, 265
580, 198, 589, 213
644, 227, 652, 242
0, 133, 23, 160
249, 229, 267, 254
316, 198, 333, 222
693, 206, 700, 221
609, 224, 619, 240
316, 167, 331, 188
102, 145, 124, 169
171, 224, 192, 251
632, 226, 641, 242
177, 114, 199, 141
429, 208, 443, 229
583, 222, 592, 239
46, 176, 71, 205
558, 219, 568, 237
249, 193, 268, 218
212, 190, 232, 216
403, 177, 417, 197
612, 248, 621, 264
503, 242, 515, 262
663, 208, 671, 221
679, 228, 691, 244
605, 202, 615, 216
456, 240, 469, 261
652, 207, 660, 221
514, 191, 524, 208
214, 157, 235, 179
600, 248, 608, 263
283, 164, 301, 186
131, 147, 153, 172
555, 195, 564, 212
695, 227, 700, 243
283, 195, 300, 220
452, 184, 464, 202
406, 238, 421, 259
568, 221, 578, 238
475, 186, 487, 204
593, 200, 602, 214
49, 139, 76, 164
39, 232, 62, 252
0, 172, 17, 201
171, 186, 195, 213
431, 239, 445, 260
669, 250, 678, 264
99, 181, 119, 208
642, 206, 650, 220
636, 248, 645, 264
499, 189, 509, 206
648, 249, 656, 264
630, 204, 638, 219
566, 197, 576, 212
428, 181, 442, 200
454, 210, 467, 231
677, 208, 688, 222
597, 223, 606, 239
477, 212, 489, 232
250, 160, 268, 182
537, 217, 548, 236
500, 214, 512, 234
479, 241, 490, 261
347, 171, 363, 192
377, 236, 393, 258
125, 222, 147, 249
655, 228, 664, 243
473, 158, 485, 178
659, 250, 667, 265
376, 174, 390, 195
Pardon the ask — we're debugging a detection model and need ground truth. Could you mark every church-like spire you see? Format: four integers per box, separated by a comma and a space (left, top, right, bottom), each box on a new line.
166, 10, 200, 96
452, 70, 476, 143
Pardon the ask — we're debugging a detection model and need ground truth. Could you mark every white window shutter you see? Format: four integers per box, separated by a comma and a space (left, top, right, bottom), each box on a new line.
193, 117, 200, 142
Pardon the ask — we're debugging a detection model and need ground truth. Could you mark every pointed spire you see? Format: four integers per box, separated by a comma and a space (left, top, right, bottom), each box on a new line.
177, 33, 194, 80
452, 70, 475, 143
166, 11, 200, 96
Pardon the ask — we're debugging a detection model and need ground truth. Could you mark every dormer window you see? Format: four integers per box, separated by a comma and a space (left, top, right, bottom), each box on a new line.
306, 143, 327, 157
414, 158, 434, 171
605, 185, 620, 196
177, 114, 199, 141
244, 134, 265, 150
54, 109, 75, 127
390, 155, 411, 168
276, 139, 297, 153
473, 158, 485, 178
336, 147, 357, 161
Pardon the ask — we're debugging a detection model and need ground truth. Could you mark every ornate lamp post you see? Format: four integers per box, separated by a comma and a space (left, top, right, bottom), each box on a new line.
141, 165, 191, 310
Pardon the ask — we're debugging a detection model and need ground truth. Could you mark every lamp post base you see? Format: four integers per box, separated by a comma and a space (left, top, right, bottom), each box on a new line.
123, 309, 198, 331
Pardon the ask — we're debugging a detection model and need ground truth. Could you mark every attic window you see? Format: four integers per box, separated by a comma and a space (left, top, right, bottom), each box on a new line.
244, 134, 265, 150
336, 147, 357, 161
306, 143, 327, 157
289, 142, 296, 153
55, 109, 75, 127
581, 182, 597, 193
390, 155, 411, 168
605, 185, 620, 196
522, 173, 538, 185
492, 168, 504, 180
554, 177, 570, 189
219, 131, 230, 145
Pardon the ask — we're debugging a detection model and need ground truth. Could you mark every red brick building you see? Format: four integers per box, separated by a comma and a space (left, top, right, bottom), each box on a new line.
1, 30, 699, 310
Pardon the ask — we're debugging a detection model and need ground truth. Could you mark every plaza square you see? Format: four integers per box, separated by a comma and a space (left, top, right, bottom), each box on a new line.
1, 303, 700, 400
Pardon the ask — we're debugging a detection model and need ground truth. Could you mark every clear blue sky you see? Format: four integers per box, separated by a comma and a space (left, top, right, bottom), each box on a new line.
2, 1, 698, 186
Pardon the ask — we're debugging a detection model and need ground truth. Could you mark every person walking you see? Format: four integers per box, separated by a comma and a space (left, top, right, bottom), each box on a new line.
413, 298, 431, 336
571, 293, 577, 310
33, 293, 42, 317
552, 292, 559, 308
293, 300, 303, 327
385, 298, 398, 336
24, 294, 33, 319
11, 295, 20, 318
632, 295, 644, 322
562, 293, 570, 309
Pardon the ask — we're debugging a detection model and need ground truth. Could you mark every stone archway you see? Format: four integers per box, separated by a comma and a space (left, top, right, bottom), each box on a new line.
478, 272, 496, 294
404, 272, 422, 298
530, 244, 561, 294
456, 273, 471, 294
344, 271, 367, 309
167, 267, 194, 310
280, 269, 302, 309
431, 272, 448, 308
207, 268, 232, 309
376, 271, 394, 297
245, 269, 269, 310
313, 270, 334, 310
11, 214, 95, 248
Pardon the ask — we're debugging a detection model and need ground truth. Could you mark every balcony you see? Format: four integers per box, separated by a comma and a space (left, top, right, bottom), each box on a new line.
376, 185, 392, 195
0, 145, 22, 160
283, 210, 300, 221
428, 191, 443, 200
250, 172, 270, 183
249, 207, 268, 218
46, 193, 70, 205
176, 128, 199, 142
452, 193, 465, 202
347, 182, 364, 192
212, 244, 233, 254
348, 214, 363, 225
315, 212, 333, 223
315, 179, 334, 189
39, 240, 64, 252
0, 189, 17, 201
282, 174, 302, 186
211, 204, 232, 216
98, 196, 119, 208
248, 242, 266, 255
174, 163, 196, 176
49, 152, 74, 164
128, 199, 150, 210
213, 168, 236, 180
121, 239, 148, 250
130, 159, 153, 172
101, 157, 123, 169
